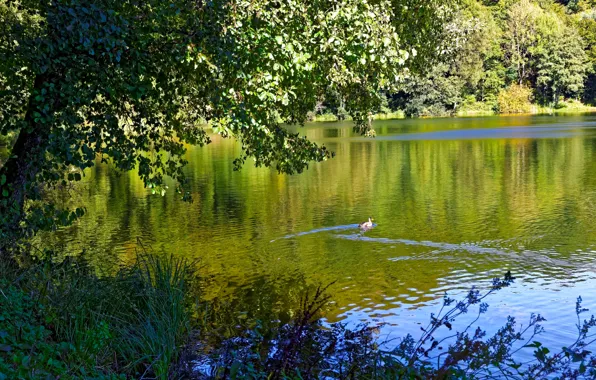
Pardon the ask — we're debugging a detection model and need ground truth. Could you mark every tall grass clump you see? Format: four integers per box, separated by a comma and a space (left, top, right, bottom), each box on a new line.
114, 255, 192, 377
0, 253, 195, 379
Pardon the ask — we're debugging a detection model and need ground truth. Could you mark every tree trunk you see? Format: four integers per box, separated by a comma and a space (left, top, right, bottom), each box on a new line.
0, 74, 50, 248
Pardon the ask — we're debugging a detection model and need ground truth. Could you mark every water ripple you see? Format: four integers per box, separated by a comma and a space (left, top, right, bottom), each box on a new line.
334, 234, 509, 255
270, 224, 360, 242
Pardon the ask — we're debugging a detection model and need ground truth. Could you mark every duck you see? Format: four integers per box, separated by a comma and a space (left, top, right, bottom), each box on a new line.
359, 217, 374, 230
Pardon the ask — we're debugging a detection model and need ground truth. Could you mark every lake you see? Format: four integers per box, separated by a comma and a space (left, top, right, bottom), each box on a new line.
39, 114, 596, 352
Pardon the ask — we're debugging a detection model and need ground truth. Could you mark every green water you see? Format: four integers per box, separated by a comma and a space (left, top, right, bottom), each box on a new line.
39, 114, 596, 347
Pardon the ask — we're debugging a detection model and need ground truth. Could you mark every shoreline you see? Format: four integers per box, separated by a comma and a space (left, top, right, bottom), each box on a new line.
309, 106, 596, 123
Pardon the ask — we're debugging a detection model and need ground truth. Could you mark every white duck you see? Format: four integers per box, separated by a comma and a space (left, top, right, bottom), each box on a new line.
359, 217, 374, 230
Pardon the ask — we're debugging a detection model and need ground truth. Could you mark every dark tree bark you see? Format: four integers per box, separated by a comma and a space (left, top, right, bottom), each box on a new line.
0, 74, 50, 247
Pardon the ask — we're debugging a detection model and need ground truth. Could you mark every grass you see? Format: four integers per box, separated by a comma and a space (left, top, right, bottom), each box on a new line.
3, 253, 596, 379
309, 111, 405, 123
371, 111, 405, 120
456, 109, 496, 117
541, 99, 596, 114
307, 102, 596, 124
0, 254, 194, 379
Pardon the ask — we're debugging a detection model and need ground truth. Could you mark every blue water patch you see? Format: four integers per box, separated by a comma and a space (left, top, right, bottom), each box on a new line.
354, 123, 596, 141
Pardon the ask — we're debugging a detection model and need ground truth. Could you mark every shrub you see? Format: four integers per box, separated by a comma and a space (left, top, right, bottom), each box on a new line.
457, 95, 497, 116
0, 278, 123, 379
0, 132, 15, 147
192, 272, 596, 379
497, 84, 533, 114
0, 254, 194, 379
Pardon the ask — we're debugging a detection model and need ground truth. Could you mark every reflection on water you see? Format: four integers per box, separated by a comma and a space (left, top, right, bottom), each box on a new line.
37, 114, 596, 350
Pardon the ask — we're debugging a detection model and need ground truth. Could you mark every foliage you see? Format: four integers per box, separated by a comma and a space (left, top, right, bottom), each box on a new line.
575, 15, 596, 103
533, 7, 590, 104
190, 273, 596, 379
458, 95, 497, 115
394, 63, 465, 117
0, 278, 123, 379
0, 0, 449, 250
503, 0, 544, 85
373, 0, 596, 116
4, 254, 596, 378
0, 253, 194, 379
0, 132, 14, 147
498, 84, 534, 113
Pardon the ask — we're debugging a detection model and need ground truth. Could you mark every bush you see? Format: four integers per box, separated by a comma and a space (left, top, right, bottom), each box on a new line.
4, 255, 596, 379
191, 272, 596, 379
0, 279, 120, 380
553, 98, 596, 111
497, 84, 533, 114
0, 132, 15, 147
456, 96, 497, 116
0, 254, 194, 379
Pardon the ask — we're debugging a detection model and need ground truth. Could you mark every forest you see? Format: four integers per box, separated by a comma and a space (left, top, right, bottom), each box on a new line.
314, 0, 596, 119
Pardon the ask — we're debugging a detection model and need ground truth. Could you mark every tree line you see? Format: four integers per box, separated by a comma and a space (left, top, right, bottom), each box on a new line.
316, 0, 596, 118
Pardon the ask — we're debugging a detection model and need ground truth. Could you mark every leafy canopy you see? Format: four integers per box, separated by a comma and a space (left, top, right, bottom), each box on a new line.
0, 0, 448, 246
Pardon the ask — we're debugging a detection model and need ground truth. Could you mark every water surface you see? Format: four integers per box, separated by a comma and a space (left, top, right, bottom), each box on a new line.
39, 114, 596, 351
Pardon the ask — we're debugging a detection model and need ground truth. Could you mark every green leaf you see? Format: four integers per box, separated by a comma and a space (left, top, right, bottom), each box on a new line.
524, 341, 542, 348
230, 361, 240, 377
21, 355, 30, 369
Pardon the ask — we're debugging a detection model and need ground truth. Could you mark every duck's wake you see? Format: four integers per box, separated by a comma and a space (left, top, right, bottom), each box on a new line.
271, 226, 501, 255
334, 234, 576, 269
271, 225, 578, 271
271, 225, 502, 255
333, 234, 507, 255
270, 224, 359, 242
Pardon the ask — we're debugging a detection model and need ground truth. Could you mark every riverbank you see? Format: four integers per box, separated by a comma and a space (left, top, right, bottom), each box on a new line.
310, 101, 596, 122
2, 254, 595, 378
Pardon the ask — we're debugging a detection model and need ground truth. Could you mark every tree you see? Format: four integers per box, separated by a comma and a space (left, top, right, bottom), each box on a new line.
576, 14, 596, 104
533, 13, 589, 104
455, 0, 505, 104
0, 0, 449, 250
395, 63, 466, 117
393, 0, 500, 116
503, 0, 543, 85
